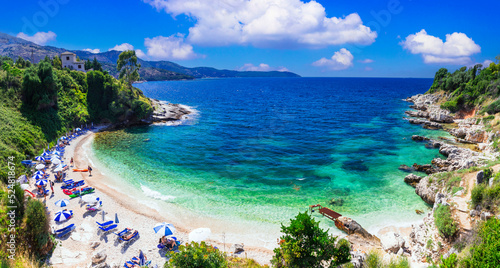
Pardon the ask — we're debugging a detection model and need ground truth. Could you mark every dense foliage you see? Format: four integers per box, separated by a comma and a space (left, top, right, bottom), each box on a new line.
427, 59, 500, 113
165, 241, 228, 268
471, 178, 500, 212
271, 211, 350, 268
460, 218, 500, 267
0, 54, 154, 265
434, 204, 458, 239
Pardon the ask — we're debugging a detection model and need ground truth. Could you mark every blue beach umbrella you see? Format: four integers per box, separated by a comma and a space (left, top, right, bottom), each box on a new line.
32, 174, 44, 180
55, 199, 70, 207
35, 179, 48, 187
153, 222, 176, 236
42, 151, 50, 157
35, 156, 45, 161
34, 171, 45, 175
54, 210, 72, 222
51, 151, 61, 156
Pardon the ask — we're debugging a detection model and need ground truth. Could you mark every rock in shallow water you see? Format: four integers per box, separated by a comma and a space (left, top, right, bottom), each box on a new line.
404, 173, 422, 187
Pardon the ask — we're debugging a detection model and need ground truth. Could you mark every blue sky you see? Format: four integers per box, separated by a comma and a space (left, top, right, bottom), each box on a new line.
1, 0, 498, 77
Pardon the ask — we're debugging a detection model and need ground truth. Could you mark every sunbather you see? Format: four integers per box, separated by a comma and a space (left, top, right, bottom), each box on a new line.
121, 229, 138, 241
159, 236, 176, 249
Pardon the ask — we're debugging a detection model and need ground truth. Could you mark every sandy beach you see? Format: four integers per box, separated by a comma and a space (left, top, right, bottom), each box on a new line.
38, 127, 275, 267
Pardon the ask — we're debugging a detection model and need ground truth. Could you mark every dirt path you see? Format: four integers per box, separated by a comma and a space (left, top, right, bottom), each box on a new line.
453, 165, 500, 233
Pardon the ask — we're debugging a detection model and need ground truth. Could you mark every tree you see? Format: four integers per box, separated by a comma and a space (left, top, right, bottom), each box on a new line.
271, 211, 351, 268
15, 56, 26, 68
84, 59, 92, 70
52, 55, 62, 69
92, 57, 102, 72
117, 50, 141, 86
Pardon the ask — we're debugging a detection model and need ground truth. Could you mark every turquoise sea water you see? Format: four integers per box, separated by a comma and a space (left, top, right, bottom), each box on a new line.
93, 78, 449, 231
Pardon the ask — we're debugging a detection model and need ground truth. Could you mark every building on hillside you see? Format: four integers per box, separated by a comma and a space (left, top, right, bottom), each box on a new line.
61, 52, 85, 72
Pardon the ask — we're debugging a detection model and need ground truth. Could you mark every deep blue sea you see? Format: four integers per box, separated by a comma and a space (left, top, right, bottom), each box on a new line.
93, 77, 448, 231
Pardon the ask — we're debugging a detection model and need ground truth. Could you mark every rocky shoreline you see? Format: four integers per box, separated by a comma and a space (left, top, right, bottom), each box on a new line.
343, 93, 500, 266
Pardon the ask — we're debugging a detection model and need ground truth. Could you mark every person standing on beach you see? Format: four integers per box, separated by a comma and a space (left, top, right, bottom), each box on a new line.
88, 165, 92, 176
70, 157, 74, 167
50, 180, 54, 195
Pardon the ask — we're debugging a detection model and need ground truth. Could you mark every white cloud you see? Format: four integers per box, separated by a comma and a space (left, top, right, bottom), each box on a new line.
142, 0, 377, 48
312, 48, 353, 70
135, 49, 147, 59
109, 43, 135, 51
144, 35, 198, 60
17, 31, 56, 45
358, 59, 374, 64
481, 60, 493, 67
82, 48, 100, 54
238, 63, 289, 72
400, 29, 481, 65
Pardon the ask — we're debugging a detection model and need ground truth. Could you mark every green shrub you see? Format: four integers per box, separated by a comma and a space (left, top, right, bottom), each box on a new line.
460, 218, 500, 267
434, 205, 458, 239
25, 199, 50, 251
441, 99, 459, 113
471, 184, 486, 207
271, 211, 350, 268
483, 99, 500, 114
165, 241, 228, 268
483, 168, 493, 180
364, 251, 383, 268
440, 253, 457, 268
387, 256, 410, 268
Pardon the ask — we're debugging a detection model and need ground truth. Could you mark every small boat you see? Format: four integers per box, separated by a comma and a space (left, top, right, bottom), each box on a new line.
69, 187, 95, 198
73, 168, 89, 172
143, 138, 150, 142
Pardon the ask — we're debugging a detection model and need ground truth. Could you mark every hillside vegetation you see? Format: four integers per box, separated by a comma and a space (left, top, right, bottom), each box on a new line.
0, 53, 152, 182
427, 58, 500, 113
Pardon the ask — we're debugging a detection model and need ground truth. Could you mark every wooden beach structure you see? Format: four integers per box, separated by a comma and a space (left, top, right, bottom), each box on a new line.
309, 204, 346, 233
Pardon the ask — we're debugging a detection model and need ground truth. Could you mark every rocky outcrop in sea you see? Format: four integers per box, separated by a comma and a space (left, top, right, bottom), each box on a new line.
149, 99, 192, 123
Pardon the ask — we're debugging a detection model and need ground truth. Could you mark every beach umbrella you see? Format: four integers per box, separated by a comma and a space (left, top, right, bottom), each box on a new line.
54, 166, 63, 172
35, 156, 45, 161
54, 210, 72, 222
32, 174, 44, 180
115, 213, 119, 224
153, 222, 176, 236
139, 250, 146, 266
52, 159, 61, 165
20, 184, 30, 190
35, 164, 45, 170
61, 136, 67, 140
17, 175, 28, 184
42, 151, 50, 157
34, 170, 45, 175
52, 151, 61, 155
76, 128, 81, 131
189, 228, 211, 243
81, 195, 99, 203
35, 179, 48, 187
55, 199, 70, 207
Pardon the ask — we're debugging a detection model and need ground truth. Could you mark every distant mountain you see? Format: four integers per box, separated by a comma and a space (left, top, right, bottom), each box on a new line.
0, 32, 300, 80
